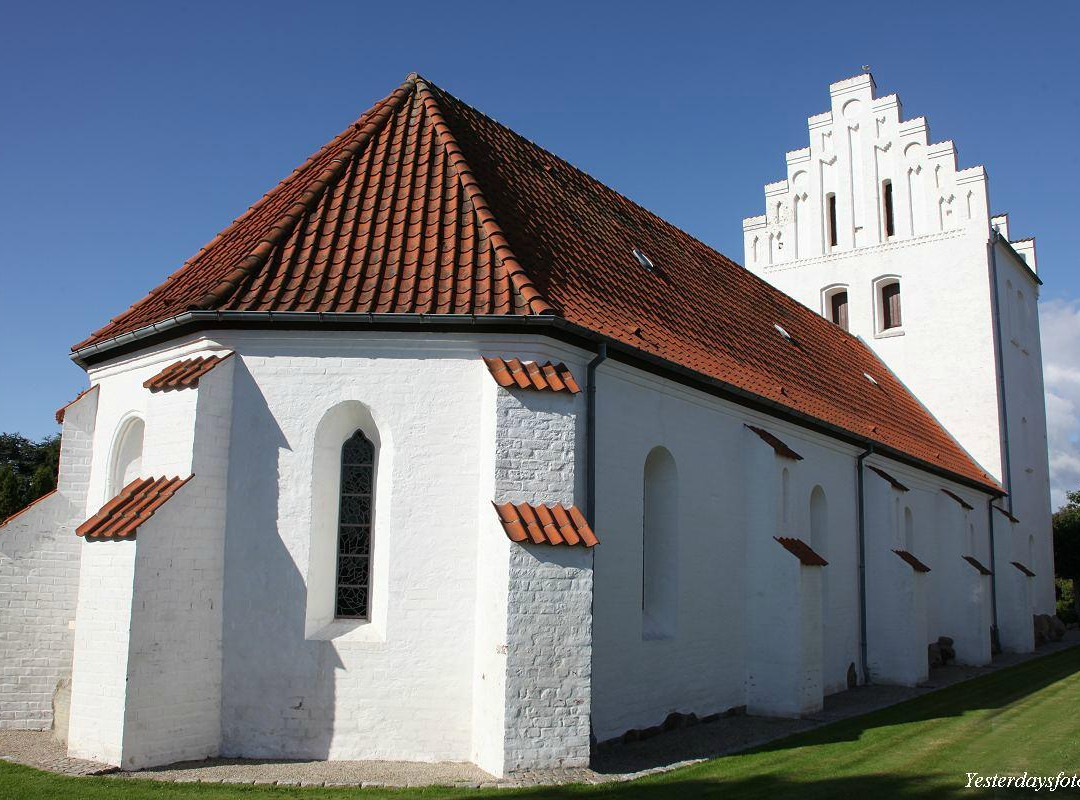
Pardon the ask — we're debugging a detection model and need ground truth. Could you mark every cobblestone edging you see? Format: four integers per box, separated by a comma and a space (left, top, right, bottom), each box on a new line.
1, 632, 1076, 788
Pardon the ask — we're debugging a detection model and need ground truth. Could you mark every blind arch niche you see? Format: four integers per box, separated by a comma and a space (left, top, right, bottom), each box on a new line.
108, 415, 144, 499
642, 446, 679, 640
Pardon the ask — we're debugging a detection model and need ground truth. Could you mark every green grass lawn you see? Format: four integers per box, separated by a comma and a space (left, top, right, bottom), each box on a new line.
3, 646, 1079, 799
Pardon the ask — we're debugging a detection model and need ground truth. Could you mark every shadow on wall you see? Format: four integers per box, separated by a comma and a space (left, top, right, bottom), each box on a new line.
219, 360, 342, 759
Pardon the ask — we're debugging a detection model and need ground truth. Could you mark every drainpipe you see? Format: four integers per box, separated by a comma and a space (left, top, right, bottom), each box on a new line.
987, 499, 1000, 652
987, 232, 1014, 515
585, 343, 608, 525
584, 342, 607, 751
856, 444, 874, 685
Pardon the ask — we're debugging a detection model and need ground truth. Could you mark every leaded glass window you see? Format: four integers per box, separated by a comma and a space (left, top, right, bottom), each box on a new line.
335, 429, 374, 618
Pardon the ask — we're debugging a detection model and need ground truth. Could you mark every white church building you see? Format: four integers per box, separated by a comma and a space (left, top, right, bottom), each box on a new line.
0, 73, 1053, 776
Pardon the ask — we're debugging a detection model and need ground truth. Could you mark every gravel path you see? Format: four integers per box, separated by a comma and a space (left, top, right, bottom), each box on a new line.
2, 631, 1076, 788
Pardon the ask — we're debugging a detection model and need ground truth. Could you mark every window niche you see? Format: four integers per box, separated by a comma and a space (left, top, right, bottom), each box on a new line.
108, 416, 145, 500
642, 446, 678, 640
822, 285, 850, 331
874, 276, 903, 336
306, 400, 391, 641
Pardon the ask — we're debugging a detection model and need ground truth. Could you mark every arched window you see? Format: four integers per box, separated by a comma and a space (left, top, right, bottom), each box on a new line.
882, 180, 895, 238
823, 285, 850, 331
109, 417, 144, 498
642, 446, 678, 638
335, 430, 375, 619
826, 193, 838, 248
875, 277, 903, 333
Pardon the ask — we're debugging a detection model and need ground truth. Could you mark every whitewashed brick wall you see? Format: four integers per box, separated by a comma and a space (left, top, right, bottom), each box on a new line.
494, 386, 593, 772
120, 358, 233, 769
0, 386, 97, 731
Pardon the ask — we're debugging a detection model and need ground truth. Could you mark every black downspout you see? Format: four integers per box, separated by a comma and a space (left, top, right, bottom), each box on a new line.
585, 343, 608, 525
857, 444, 874, 685
584, 342, 607, 752
987, 499, 1001, 653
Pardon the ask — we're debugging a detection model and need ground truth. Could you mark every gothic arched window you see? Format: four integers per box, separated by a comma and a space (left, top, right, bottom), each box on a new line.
335, 429, 375, 619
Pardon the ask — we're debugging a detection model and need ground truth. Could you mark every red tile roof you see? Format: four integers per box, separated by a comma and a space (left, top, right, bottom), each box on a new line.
483, 357, 580, 394
73, 73, 998, 494
493, 501, 598, 547
941, 488, 974, 511
143, 354, 231, 392
893, 549, 931, 573
774, 536, 827, 566
745, 424, 803, 461
1010, 560, 1036, 577
962, 555, 993, 576
76, 476, 192, 540
867, 465, 909, 492
993, 505, 1020, 524
55, 385, 99, 425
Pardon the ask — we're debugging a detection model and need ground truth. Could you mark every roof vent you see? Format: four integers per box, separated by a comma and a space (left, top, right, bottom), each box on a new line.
774, 323, 793, 341
864, 372, 878, 385
632, 248, 655, 272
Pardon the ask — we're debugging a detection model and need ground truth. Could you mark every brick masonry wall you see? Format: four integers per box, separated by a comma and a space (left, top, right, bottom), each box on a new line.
494, 386, 593, 772
0, 387, 97, 731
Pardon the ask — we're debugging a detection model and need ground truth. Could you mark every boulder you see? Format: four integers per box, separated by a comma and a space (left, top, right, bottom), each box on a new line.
1049, 615, 1066, 642
937, 636, 956, 664
1034, 614, 1050, 645
928, 642, 943, 668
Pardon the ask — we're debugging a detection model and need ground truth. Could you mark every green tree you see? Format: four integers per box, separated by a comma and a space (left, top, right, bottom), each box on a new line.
1053, 488, 1080, 622
0, 432, 60, 522
0, 465, 20, 522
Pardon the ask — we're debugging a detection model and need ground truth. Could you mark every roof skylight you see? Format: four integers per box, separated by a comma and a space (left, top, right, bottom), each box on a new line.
774, 323, 793, 341
632, 248, 655, 272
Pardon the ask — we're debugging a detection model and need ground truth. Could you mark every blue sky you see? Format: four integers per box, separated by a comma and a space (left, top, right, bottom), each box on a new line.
1, 1, 1078, 497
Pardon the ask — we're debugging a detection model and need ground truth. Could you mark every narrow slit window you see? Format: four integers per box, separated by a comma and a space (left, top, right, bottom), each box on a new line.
881, 280, 902, 330
335, 429, 375, 619
883, 180, 895, 238
830, 290, 849, 330
826, 193, 838, 247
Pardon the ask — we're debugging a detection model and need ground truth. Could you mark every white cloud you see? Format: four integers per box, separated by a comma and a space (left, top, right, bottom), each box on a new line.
1040, 298, 1080, 510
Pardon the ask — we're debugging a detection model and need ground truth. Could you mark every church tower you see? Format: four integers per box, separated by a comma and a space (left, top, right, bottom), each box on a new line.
743, 73, 1054, 614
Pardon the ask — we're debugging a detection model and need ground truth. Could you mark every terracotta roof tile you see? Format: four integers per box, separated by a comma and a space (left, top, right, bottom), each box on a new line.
76, 476, 192, 540
483, 356, 580, 394
746, 424, 803, 461
493, 501, 597, 547
993, 505, 1020, 524
941, 488, 974, 511
893, 549, 931, 573
774, 536, 827, 566
867, 465, 909, 492
74, 74, 998, 494
1010, 560, 1035, 577
962, 555, 993, 576
55, 385, 99, 425
143, 354, 231, 392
